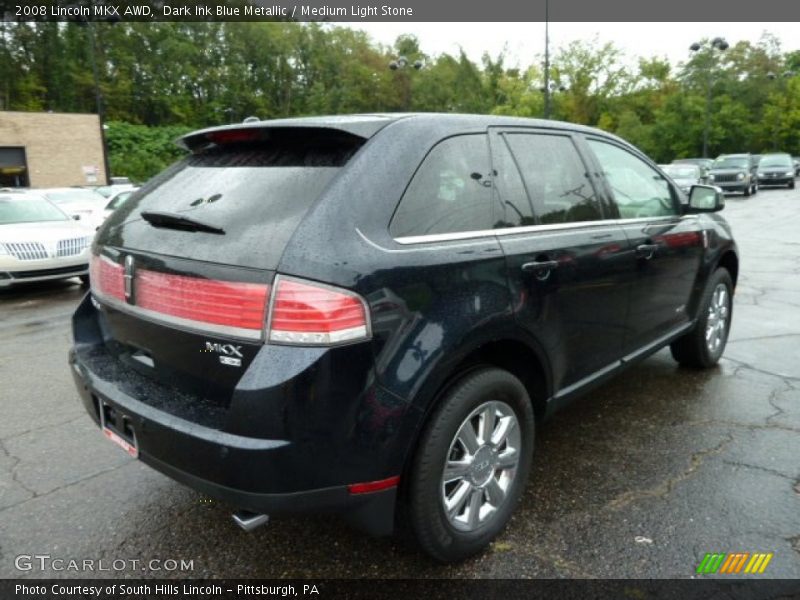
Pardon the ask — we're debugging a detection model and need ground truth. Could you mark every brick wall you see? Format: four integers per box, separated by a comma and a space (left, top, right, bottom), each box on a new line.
0, 111, 107, 187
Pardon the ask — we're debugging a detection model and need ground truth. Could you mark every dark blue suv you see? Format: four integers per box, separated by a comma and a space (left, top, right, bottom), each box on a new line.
70, 114, 738, 562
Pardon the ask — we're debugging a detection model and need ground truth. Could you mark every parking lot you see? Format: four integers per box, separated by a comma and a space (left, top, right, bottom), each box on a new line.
1, 185, 798, 579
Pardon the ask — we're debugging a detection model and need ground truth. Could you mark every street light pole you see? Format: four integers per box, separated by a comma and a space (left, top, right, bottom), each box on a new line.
703, 73, 712, 158
84, 22, 111, 185
543, 0, 551, 119
388, 55, 423, 111
766, 70, 796, 150
689, 37, 729, 159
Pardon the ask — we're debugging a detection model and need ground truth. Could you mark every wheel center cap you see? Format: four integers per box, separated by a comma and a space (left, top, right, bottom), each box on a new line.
470, 446, 496, 486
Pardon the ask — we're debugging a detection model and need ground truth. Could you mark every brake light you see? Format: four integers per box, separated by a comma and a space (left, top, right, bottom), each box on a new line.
267, 276, 370, 345
206, 129, 262, 145
136, 269, 269, 332
89, 254, 124, 301
88, 257, 368, 345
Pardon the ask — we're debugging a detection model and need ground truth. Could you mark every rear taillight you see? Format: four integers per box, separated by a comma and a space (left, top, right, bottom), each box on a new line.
89, 254, 124, 301
267, 276, 370, 345
136, 269, 269, 333
88, 255, 369, 346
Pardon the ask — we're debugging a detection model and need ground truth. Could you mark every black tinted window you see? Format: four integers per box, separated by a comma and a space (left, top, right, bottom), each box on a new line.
504, 133, 601, 224
492, 137, 535, 228
390, 135, 493, 238
101, 140, 355, 270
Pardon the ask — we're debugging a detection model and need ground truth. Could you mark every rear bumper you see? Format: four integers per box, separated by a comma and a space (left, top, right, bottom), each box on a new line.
69, 348, 399, 534
68, 294, 419, 535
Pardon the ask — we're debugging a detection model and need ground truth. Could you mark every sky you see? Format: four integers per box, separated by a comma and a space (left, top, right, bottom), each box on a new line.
350, 23, 800, 70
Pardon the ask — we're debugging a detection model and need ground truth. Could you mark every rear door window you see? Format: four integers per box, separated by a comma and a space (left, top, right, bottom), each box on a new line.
390, 135, 493, 238
491, 136, 536, 228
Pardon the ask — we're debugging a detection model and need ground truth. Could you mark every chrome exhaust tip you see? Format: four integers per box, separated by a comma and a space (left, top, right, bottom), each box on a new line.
232, 510, 269, 532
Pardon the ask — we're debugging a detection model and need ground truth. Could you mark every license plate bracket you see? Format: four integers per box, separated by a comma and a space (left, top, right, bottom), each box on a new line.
98, 398, 139, 458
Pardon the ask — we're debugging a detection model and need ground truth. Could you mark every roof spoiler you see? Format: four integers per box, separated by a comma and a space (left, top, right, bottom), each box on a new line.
178, 117, 395, 153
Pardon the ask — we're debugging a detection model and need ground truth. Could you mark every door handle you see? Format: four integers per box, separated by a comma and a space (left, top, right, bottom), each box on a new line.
635, 243, 659, 259
521, 260, 559, 275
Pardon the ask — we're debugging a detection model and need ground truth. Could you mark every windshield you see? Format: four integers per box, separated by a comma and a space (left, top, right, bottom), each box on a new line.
106, 191, 132, 211
43, 189, 105, 206
713, 157, 748, 169
663, 165, 699, 178
0, 195, 69, 225
759, 155, 792, 168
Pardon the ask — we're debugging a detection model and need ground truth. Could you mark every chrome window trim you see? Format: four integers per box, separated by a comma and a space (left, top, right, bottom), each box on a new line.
393, 215, 681, 245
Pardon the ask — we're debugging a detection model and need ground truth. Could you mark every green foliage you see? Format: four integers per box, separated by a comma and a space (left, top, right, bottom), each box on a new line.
105, 121, 191, 183
2, 22, 800, 181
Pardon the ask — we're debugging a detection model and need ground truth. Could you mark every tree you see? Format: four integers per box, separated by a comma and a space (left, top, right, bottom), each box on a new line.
3, 21, 800, 180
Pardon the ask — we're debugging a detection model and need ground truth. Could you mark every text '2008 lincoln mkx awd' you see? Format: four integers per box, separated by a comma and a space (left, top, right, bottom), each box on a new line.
69, 113, 738, 562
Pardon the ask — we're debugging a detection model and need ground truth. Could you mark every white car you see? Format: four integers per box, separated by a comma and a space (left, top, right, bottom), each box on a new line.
94, 183, 136, 199
102, 188, 137, 222
38, 187, 108, 230
0, 191, 94, 287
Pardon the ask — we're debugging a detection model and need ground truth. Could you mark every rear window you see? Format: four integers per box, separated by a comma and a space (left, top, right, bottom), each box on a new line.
100, 133, 362, 270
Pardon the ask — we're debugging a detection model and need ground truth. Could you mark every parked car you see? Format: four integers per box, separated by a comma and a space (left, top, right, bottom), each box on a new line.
93, 183, 137, 199
0, 191, 93, 287
671, 158, 713, 182
661, 163, 704, 194
708, 154, 758, 196
102, 188, 137, 222
69, 114, 738, 563
38, 187, 107, 229
756, 153, 795, 189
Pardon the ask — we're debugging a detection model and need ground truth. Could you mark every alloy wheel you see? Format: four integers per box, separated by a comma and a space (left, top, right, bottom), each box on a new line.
441, 401, 521, 532
705, 283, 730, 354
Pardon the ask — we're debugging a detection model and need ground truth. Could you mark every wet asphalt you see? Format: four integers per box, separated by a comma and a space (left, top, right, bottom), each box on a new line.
0, 185, 798, 579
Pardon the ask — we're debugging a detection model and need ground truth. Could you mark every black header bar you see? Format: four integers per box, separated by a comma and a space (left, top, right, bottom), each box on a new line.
4, 0, 800, 22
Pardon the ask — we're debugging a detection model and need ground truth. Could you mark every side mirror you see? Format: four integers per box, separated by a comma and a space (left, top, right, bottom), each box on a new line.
72, 214, 81, 220
687, 184, 724, 213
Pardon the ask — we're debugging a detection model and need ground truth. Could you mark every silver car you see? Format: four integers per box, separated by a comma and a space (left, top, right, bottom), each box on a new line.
0, 191, 93, 287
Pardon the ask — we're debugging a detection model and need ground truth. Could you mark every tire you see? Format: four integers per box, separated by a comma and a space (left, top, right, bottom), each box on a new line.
670, 268, 733, 368
406, 367, 534, 563
789, 180, 795, 190
752, 181, 758, 195
743, 183, 751, 197
79, 274, 90, 288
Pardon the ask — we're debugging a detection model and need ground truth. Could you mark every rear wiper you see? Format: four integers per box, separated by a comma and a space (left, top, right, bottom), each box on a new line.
140, 211, 225, 235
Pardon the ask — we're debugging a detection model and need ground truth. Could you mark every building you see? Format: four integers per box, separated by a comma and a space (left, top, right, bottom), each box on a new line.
0, 111, 107, 188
